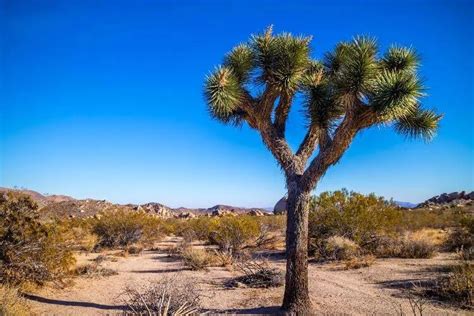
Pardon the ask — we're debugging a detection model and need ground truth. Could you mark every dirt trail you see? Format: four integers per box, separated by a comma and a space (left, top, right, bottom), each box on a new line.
27, 237, 467, 315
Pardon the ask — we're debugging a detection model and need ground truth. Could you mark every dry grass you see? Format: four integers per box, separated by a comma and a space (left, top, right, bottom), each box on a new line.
374, 234, 436, 259
181, 247, 214, 270
344, 255, 376, 270
74, 263, 118, 278
0, 285, 29, 316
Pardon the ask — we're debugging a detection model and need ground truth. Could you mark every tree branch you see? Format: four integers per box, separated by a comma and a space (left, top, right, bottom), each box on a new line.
300, 105, 377, 192
273, 91, 294, 137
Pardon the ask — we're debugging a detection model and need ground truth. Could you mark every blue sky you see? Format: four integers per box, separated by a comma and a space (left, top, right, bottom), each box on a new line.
1, 0, 473, 207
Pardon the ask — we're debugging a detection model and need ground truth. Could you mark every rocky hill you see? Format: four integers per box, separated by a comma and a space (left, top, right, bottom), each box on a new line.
0, 187, 269, 219
416, 191, 474, 209
0, 187, 75, 208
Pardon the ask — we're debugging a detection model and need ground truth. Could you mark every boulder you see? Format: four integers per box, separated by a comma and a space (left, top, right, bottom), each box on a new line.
247, 210, 265, 216
274, 196, 287, 215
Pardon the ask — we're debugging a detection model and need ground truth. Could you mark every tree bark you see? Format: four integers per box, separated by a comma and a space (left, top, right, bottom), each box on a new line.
282, 181, 312, 314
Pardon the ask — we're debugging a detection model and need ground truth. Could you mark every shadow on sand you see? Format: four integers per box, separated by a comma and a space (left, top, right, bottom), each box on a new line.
23, 293, 126, 311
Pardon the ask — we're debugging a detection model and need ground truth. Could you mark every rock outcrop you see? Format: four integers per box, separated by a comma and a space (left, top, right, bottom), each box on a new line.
417, 191, 474, 209
274, 196, 287, 215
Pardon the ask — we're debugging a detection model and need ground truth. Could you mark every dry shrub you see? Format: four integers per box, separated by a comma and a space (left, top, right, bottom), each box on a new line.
325, 236, 360, 260
181, 248, 214, 270
311, 235, 360, 261
125, 244, 144, 255
74, 263, 117, 278
344, 255, 375, 270
228, 260, 284, 288
92, 209, 163, 249
431, 261, 473, 308
212, 250, 234, 267
399, 237, 436, 259
122, 275, 201, 315
374, 235, 436, 259
0, 285, 29, 316
0, 192, 75, 286
444, 225, 473, 260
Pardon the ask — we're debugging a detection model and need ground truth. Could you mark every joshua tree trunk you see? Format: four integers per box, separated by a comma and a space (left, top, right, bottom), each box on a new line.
282, 180, 312, 313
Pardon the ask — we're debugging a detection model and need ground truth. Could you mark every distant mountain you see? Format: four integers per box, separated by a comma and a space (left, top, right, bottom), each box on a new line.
394, 201, 418, 208
0, 187, 270, 219
0, 187, 75, 208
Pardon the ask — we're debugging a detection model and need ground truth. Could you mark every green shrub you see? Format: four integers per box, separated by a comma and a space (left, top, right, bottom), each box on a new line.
0, 192, 75, 286
209, 215, 260, 254
92, 209, 163, 249
308, 190, 402, 248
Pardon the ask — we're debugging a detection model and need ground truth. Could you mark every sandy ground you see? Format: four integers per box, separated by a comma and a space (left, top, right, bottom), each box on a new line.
26, 237, 469, 315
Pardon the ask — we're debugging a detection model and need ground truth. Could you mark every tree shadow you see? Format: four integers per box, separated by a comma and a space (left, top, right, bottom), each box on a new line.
129, 268, 187, 273
213, 306, 283, 315
377, 278, 435, 290
23, 293, 126, 311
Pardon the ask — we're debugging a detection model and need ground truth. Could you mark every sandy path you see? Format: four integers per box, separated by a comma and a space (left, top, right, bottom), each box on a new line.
27, 237, 467, 315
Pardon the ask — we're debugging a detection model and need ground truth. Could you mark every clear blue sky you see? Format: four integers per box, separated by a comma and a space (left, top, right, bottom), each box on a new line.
1, 0, 473, 207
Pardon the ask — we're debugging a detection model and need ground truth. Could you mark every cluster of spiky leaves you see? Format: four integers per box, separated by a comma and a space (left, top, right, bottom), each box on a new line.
204, 27, 441, 140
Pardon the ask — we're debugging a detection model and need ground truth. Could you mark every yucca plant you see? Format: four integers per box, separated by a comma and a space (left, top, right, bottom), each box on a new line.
204, 26, 442, 313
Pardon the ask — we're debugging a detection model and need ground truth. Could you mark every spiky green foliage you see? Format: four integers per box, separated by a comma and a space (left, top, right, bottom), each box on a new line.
204, 66, 243, 123
204, 27, 441, 140
224, 44, 254, 83
328, 37, 379, 106
395, 106, 442, 141
381, 46, 419, 73
251, 30, 311, 92
371, 70, 423, 120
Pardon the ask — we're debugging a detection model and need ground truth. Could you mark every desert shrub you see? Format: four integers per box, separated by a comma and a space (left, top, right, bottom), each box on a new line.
374, 235, 436, 259
229, 260, 284, 288
308, 190, 402, 250
209, 216, 260, 254
0, 285, 29, 316
174, 217, 217, 242
431, 261, 473, 308
57, 219, 98, 252
125, 244, 144, 255
122, 276, 201, 315
0, 192, 75, 286
400, 207, 471, 231
74, 263, 118, 278
181, 248, 214, 270
444, 218, 474, 260
313, 236, 360, 261
212, 250, 234, 267
92, 209, 163, 249
344, 255, 376, 270
399, 238, 436, 259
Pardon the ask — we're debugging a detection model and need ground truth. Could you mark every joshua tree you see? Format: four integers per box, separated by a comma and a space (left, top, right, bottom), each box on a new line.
204, 27, 441, 313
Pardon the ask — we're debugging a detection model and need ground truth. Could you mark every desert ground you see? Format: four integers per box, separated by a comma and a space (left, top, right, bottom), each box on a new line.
26, 237, 467, 315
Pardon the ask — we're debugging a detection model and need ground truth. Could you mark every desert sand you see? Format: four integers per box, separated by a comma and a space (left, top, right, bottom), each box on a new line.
26, 237, 466, 315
